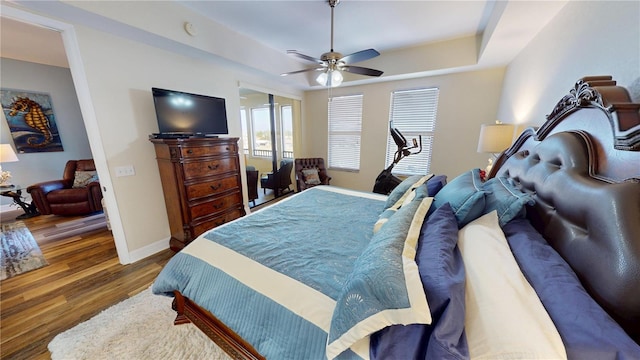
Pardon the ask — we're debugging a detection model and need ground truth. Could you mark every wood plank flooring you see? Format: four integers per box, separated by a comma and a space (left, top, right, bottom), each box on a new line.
0, 210, 174, 360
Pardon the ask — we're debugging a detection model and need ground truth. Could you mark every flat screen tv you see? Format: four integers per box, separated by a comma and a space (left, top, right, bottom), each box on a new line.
151, 87, 228, 137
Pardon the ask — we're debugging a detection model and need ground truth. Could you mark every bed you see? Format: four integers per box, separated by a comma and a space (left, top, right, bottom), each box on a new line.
152, 75, 640, 359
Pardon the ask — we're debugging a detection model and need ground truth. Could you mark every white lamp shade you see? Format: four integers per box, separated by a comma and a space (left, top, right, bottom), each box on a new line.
331, 70, 343, 86
0, 144, 19, 163
316, 70, 343, 87
316, 72, 328, 86
477, 123, 515, 153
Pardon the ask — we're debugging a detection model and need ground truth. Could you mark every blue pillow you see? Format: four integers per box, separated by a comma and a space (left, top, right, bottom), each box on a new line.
434, 168, 487, 228
426, 174, 447, 197
503, 219, 640, 359
370, 203, 469, 360
482, 177, 535, 227
327, 194, 433, 359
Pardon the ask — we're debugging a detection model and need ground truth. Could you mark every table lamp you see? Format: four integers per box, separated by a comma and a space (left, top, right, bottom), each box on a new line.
0, 144, 19, 187
477, 121, 515, 174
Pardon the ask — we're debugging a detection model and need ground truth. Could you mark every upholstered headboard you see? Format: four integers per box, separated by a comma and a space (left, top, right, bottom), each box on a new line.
491, 76, 640, 342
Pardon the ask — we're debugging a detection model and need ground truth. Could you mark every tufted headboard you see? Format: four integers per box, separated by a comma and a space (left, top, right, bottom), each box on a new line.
490, 76, 640, 343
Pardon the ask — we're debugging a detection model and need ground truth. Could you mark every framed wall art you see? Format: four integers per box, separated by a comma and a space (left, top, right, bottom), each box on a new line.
1, 89, 64, 153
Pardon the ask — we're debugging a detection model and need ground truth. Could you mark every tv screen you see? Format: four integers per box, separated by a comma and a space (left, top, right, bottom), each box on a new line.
152, 87, 228, 136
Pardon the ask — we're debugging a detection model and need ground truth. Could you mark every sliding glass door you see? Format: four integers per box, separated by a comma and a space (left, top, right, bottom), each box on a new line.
239, 88, 300, 205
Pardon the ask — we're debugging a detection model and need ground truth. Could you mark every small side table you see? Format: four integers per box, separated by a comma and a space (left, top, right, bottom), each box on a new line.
0, 185, 40, 220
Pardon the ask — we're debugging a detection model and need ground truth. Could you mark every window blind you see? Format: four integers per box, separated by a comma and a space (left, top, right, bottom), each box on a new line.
328, 94, 363, 171
386, 88, 440, 175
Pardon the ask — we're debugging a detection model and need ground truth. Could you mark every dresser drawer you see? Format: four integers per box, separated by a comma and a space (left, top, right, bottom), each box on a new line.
192, 208, 244, 237
181, 143, 237, 158
185, 175, 240, 201
189, 192, 242, 220
183, 157, 237, 180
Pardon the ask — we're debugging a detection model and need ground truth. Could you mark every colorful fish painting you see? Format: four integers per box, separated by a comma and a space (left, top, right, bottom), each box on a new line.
1, 89, 63, 153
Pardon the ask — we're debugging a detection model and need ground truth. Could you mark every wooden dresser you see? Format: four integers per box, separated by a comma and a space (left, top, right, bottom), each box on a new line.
150, 137, 245, 251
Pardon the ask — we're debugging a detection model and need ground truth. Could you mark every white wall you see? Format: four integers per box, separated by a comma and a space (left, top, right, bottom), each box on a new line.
0, 3, 302, 263
303, 68, 506, 192
0, 58, 92, 207
67, 23, 302, 259
497, 1, 640, 127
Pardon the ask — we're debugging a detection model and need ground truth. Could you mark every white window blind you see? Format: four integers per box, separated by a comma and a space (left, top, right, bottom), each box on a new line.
386, 88, 439, 175
328, 94, 363, 171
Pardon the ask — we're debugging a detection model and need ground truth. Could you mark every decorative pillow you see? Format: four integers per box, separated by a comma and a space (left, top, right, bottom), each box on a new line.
373, 208, 397, 233
481, 177, 535, 227
433, 168, 487, 228
503, 219, 640, 359
302, 168, 321, 185
425, 174, 447, 197
374, 182, 430, 233
457, 211, 566, 360
73, 171, 99, 188
370, 203, 469, 360
327, 195, 434, 359
384, 174, 433, 209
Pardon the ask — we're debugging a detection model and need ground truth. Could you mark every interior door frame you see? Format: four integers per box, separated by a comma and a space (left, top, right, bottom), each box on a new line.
1, 5, 131, 263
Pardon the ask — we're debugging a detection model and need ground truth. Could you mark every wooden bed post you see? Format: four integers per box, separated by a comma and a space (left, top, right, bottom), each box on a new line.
172, 291, 191, 325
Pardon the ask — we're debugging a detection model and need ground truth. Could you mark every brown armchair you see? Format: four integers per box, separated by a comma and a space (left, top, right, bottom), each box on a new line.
27, 159, 103, 216
260, 159, 293, 195
294, 158, 331, 191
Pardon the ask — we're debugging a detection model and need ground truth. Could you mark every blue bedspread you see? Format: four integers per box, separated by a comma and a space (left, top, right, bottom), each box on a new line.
206, 187, 384, 299
153, 186, 386, 360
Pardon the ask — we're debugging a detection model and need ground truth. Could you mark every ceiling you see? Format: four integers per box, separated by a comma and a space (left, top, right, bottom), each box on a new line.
1, 0, 569, 90
181, 0, 492, 57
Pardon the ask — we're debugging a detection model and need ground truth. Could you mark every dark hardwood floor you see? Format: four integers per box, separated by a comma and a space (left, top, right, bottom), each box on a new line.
0, 210, 173, 360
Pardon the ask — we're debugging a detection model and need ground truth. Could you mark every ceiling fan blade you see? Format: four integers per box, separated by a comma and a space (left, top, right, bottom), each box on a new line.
280, 67, 325, 76
287, 50, 324, 65
339, 48, 380, 64
341, 65, 383, 77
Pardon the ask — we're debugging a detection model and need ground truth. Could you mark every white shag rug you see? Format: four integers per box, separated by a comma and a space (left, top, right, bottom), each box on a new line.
48, 288, 232, 360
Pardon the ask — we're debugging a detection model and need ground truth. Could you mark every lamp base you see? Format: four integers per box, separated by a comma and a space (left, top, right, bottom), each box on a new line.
0, 183, 14, 189
485, 157, 494, 174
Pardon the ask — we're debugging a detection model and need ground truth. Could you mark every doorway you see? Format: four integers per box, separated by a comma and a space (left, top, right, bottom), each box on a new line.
1, 6, 129, 263
239, 88, 301, 207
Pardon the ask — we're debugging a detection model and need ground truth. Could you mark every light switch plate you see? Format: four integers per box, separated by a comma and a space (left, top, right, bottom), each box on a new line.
115, 165, 135, 177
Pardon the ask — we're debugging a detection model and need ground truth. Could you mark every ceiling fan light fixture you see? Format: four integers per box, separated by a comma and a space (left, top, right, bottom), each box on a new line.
316, 69, 343, 87
331, 69, 343, 86
282, 0, 382, 86
316, 72, 328, 86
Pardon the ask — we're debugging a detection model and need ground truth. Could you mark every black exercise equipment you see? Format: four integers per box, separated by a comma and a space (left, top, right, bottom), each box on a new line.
373, 126, 422, 195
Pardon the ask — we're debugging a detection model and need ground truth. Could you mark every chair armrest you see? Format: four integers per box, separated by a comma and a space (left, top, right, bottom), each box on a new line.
27, 179, 69, 215
86, 181, 104, 211
321, 176, 332, 185
27, 179, 69, 195
297, 177, 307, 192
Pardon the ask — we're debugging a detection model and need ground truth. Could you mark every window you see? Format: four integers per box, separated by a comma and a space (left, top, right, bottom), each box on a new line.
280, 105, 293, 159
240, 108, 249, 155
328, 94, 363, 171
385, 88, 439, 175
251, 107, 272, 157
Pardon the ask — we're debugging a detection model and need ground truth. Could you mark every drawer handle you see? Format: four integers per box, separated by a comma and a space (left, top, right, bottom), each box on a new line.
186, 149, 193, 154
215, 219, 226, 226
210, 183, 222, 191
212, 203, 224, 210
208, 164, 219, 170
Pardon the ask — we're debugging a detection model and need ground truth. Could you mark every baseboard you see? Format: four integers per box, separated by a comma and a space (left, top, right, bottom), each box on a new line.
128, 237, 170, 263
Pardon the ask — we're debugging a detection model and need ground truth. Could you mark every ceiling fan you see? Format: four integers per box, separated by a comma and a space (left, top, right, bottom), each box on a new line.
280, 0, 384, 87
